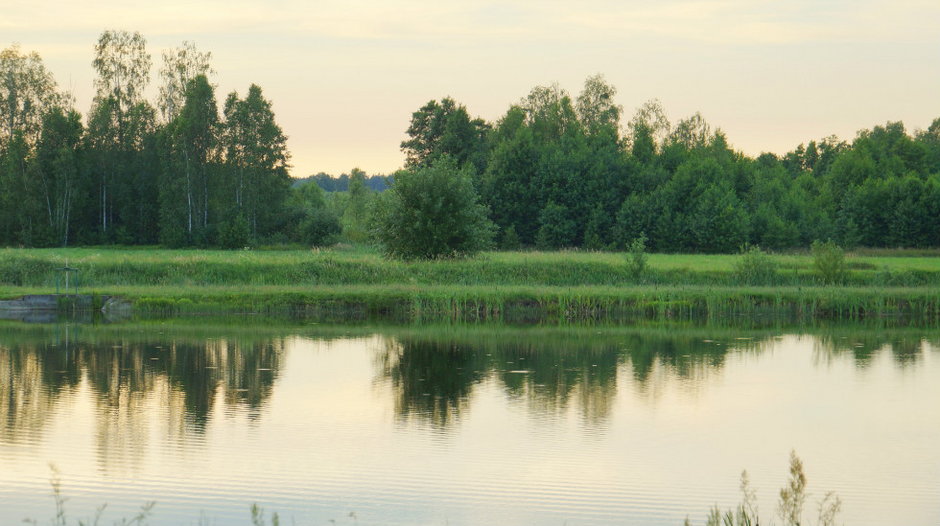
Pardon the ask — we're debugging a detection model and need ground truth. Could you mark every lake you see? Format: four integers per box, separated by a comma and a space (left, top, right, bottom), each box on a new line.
1, 320, 938, 525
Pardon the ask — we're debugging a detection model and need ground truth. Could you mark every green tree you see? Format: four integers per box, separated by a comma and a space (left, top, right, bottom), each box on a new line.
33, 108, 86, 246
160, 74, 218, 244
372, 157, 494, 259
92, 30, 151, 145
158, 40, 213, 123
627, 99, 670, 161
575, 74, 621, 137
691, 183, 750, 253
401, 97, 489, 173
0, 44, 62, 145
89, 30, 153, 241
342, 167, 371, 242
480, 107, 541, 244
0, 132, 34, 244
281, 182, 341, 246
535, 201, 577, 249
220, 84, 291, 240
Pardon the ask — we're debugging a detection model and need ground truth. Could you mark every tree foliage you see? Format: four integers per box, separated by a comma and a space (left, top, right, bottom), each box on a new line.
0, 44, 62, 145
158, 41, 213, 123
371, 157, 494, 259
5, 39, 940, 254
401, 97, 489, 173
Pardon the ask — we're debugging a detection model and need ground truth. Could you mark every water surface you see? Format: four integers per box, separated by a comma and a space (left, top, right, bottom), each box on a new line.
1, 322, 937, 525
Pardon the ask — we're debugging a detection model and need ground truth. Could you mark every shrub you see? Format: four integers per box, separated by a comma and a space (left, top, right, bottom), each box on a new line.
218, 213, 251, 250
371, 157, 495, 259
535, 202, 577, 250
299, 208, 342, 247
626, 233, 648, 281
732, 244, 778, 285
500, 225, 521, 250
812, 239, 847, 285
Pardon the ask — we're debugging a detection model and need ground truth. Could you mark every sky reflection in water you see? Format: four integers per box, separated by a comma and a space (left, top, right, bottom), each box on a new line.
0, 323, 937, 526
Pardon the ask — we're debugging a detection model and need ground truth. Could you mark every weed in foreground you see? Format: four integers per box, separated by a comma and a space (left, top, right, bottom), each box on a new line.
686, 451, 842, 526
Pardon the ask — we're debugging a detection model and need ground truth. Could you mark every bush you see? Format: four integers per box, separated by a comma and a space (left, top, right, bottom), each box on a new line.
218, 214, 251, 249
371, 157, 495, 259
500, 225, 521, 250
535, 202, 577, 249
626, 233, 648, 281
812, 239, 847, 285
299, 208, 342, 247
732, 244, 778, 285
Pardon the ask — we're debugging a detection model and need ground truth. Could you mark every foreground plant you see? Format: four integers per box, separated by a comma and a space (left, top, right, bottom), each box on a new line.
685, 451, 842, 526
24, 466, 155, 526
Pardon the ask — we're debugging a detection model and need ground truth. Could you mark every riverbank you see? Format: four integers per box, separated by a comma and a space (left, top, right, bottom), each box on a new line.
3, 247, 940, 321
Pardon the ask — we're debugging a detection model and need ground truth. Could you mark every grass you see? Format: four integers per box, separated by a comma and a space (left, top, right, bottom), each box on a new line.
3, 246, 940, 321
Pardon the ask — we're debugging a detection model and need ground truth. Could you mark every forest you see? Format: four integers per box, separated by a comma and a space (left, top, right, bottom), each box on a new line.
3, 32, 940, 252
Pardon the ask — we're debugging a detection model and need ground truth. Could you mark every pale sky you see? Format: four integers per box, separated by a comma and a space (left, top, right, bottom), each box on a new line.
5, 0, 940, 177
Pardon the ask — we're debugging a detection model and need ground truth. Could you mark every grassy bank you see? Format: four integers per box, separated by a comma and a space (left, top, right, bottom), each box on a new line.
2, 246, 940, 321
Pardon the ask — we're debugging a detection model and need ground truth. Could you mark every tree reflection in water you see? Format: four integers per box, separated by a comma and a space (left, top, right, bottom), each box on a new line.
377, 326, 939, 430
2, 322, 937, 446
0, 325, 283, 472
378, 330, 753, 430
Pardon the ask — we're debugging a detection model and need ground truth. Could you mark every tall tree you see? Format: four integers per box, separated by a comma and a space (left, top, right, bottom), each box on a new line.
221, 84, 290, 239
627, 99, 671, 161
0, 132, 33, 244
0, 44, 62, 146
161, 74, 218, 244
401, 97, 489, 173
89, 30, 152, 239
92, 30, 151, 144
33, 108, 85, 246
342, 167, 371, 242
158, 41, 213, 123
575, 74, 621, 137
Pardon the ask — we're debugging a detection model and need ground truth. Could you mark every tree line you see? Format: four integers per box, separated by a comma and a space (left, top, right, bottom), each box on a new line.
299, 172, 392, 193
394, 76, 940, 254
0, 32, 322, 249
4, 35, 940, 253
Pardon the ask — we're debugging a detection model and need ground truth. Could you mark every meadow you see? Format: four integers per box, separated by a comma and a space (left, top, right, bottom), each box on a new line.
2, 246, 940, 321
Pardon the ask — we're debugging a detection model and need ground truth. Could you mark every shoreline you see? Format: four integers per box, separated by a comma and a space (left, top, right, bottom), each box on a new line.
3, 247, 940, 322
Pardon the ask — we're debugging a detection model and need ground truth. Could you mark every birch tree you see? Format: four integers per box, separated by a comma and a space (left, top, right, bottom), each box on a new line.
221, 84, 290, 238
576, 74, 621, 137
89, 30, 151, 237
161, 74, 218, 243
0, 44, 62, 146
33, 108, 85, 246
158, 41, 213, 123
92, 30, 151, 143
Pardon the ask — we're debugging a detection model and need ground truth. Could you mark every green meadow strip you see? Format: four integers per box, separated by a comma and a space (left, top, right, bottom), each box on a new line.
3, 247, 940, 321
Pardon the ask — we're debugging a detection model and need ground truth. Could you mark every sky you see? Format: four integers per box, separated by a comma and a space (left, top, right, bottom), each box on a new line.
4, 0, 940, 178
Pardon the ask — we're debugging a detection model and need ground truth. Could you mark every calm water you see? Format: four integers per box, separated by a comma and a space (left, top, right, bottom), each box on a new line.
1, 322, 938, 525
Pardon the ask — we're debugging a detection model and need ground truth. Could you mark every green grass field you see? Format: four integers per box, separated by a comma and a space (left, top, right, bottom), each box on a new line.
2, 246, 940, 320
